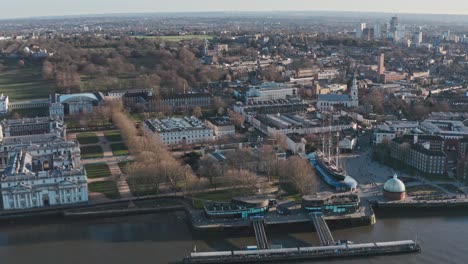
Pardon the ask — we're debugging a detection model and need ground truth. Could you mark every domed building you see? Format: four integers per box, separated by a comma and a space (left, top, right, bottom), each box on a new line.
383, 174, 406, 201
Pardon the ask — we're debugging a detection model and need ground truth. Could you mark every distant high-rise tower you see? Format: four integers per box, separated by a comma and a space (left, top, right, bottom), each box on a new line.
395, 26, 406, 42
356, 23, 367, 38
412, 29, 423, 47
390, 16, 399, 32
374, 23, 381, 39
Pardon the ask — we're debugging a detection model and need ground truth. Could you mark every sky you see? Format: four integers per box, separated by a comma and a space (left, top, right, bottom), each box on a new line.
2, 0, 468, 19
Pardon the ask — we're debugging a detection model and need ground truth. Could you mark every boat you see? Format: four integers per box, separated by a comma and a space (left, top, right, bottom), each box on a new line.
309, 129, 358, 191
309, 152, 357, 191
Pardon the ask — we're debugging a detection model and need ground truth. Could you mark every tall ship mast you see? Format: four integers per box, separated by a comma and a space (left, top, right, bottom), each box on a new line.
308, 116, 358, 191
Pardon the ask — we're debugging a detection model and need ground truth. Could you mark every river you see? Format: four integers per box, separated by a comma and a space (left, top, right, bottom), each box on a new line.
0, 211, 466, 264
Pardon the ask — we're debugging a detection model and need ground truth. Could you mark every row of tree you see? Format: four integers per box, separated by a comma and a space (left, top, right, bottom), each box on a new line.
109, 101, 195, 196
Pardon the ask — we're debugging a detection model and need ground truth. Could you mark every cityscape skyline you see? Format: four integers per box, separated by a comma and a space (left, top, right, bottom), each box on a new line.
2, 0, 468, 19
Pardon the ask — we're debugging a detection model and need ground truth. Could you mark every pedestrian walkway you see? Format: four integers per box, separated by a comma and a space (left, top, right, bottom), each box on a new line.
108, 161, 133, 199
71, 130, 134, 200
96, 131, 113, 158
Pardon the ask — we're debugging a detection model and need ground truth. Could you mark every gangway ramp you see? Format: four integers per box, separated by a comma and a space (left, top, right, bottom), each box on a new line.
310, 213, 336, 246
251, 218, 269, 249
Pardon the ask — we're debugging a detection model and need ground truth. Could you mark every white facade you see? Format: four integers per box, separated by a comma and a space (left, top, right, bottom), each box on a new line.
0, 94, 8, 114
1, 171, 88, 210
373, 121, 419, 144
144, 116, 214, 145
286, 135, 306, 154
205, 118, 235, 138
245, 83, 297, 103
338, 136, 357, 150
1, 141, 88, 210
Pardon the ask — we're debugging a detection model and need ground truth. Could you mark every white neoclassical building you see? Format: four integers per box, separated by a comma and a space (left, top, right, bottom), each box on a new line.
0, 94, 9, 114
144, 116, 214, 145
1, 141, 88, 210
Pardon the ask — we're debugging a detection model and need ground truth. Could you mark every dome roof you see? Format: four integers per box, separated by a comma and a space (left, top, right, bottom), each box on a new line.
384, 174, 406, 193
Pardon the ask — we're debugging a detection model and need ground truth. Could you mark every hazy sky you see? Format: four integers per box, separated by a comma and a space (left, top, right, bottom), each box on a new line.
2, 0, 468, 19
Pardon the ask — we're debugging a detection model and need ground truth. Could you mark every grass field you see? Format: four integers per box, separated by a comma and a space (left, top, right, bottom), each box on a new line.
84, 163, 112, 179
9, 107, 49, 118
126, 178, 159, 197
88, 181, 120, 199
110, 143, 129, 156
133, 35, 213, 41
0, 59, 54, 100
104, 131, 122, 142
77, 132, 99, 145
80, 145, 104, 159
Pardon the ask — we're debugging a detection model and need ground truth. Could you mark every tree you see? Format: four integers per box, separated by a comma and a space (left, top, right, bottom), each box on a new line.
270, 132, 288, 150
192, 107, 202, 118
228, 109, 245, 128
217, 107, 225, 116
198, 157, 223, 186
42, 61, 54, 80
213, 96, 227, 109
278, 157, 318, 195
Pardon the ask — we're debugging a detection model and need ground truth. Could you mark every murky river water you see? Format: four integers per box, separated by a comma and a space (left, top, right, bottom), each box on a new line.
0, 211, 466, 264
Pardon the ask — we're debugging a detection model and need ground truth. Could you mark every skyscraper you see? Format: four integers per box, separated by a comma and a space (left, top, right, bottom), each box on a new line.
412, 28, 423, 47
374, 23, 381, 39
390, 16, 399, 32
356, 23, 367, 38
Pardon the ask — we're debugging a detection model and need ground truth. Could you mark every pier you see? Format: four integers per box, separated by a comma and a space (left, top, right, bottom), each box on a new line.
184, 240, 421, 263
185, 210, 420, 263
252, 218, 269, 249
310, 213, 335, 246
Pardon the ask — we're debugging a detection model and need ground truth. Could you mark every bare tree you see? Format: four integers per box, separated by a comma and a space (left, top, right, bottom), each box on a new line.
192, 106, 202, 118
278, 157, 318, 195
228, 109, 245, 128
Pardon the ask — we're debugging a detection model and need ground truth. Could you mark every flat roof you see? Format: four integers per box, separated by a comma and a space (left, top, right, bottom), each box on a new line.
145, 116, 209, 133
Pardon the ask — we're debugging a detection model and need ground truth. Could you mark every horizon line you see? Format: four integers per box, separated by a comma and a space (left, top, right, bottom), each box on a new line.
1, 9, 468, 21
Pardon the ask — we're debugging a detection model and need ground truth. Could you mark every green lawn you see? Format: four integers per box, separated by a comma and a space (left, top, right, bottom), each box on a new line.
80, 145, 104, 159
104, 131, 122, 142
88, 181, 120, 199
84, 163, 112, 179
126, 178, 159, 197
0, 59, 54, 100
77, 132, 99, 145
9, 107, 49, 118
118, 161, 134, 174
133, 35, 213, 41
110, 143, 129, 156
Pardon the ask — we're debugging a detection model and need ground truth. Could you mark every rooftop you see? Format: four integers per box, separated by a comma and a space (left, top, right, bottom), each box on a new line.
145, 116, 209, 133
207, 116, 233, 126
318, 94, 351, 102
164, 93, 211, 100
